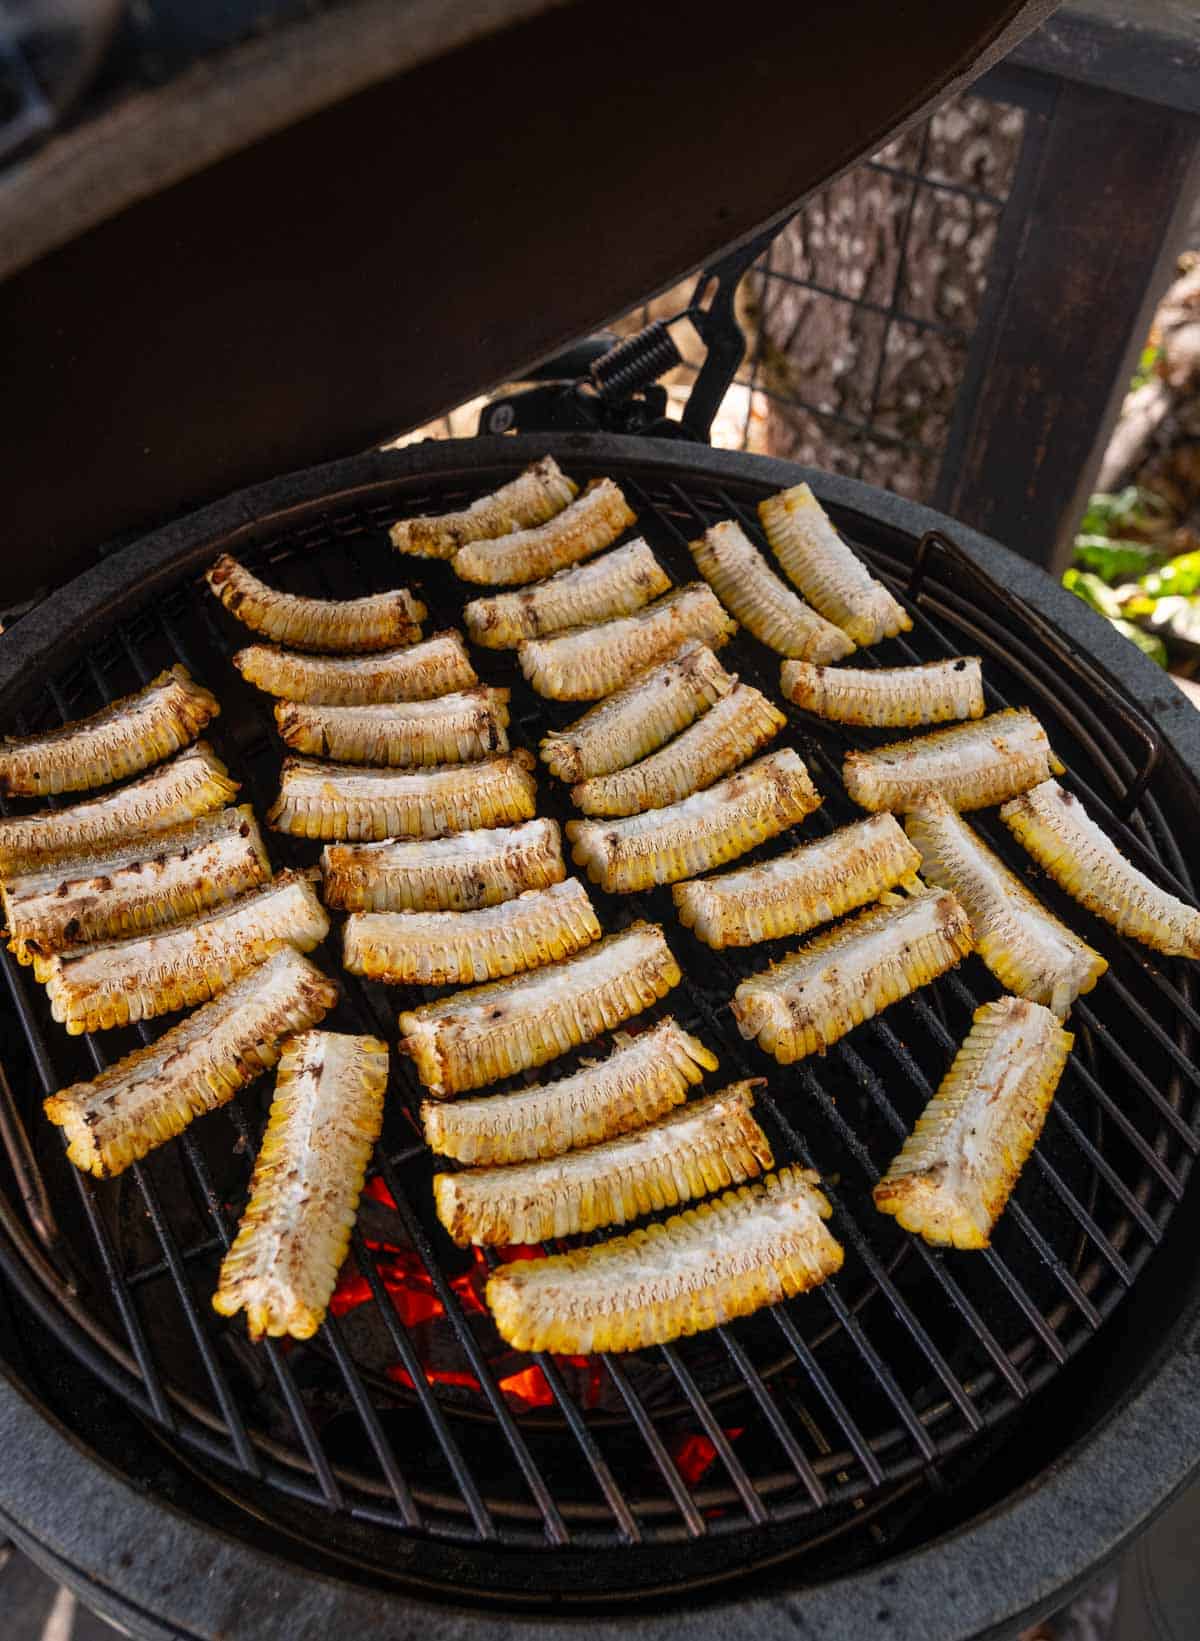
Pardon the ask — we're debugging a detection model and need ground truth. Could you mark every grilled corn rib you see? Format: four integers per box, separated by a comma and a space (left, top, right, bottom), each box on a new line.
781, 656, 985, 728
568, 748, 821, 895
233, 631, 477, 705
274, 688, 510, 766
689, 519, 855, 661
673, 813, 921, 948
463, 539, 671, 648
874, 997, 1072, 1248
485, 1166, 843, 1354
399, 922, 680, 1099
732, 887, 973, 1063
212, 1033, 388, 1340
540, 640, 734, 783
4, 805, 272, 966
390, 456, 578, 558
267, 751, 537, 841
206, 554, 425, 652
42, 870, 329, 1033
519, 584, 735, 701
0, 666, 219, 798
321, 817, 564, 913
759, 482, 911, 646
421, 1018, 718, 1164
570, 683, 785, 817
44, 948, 338, 1178
435, 1082, 772, 1247
0, 743, 237, 878
1000, 779, 1200, 958
343, 878, 600, 985
452, 478, 635, 588
843, 708, 1062, 814
906, 796, 1105, 1015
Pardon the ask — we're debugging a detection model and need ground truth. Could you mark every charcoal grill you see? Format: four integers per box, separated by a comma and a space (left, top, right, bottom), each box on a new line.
0, 435, 1199, 1638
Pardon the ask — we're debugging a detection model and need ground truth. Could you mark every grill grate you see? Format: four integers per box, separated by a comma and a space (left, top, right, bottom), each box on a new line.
0, 450, 1197, 1600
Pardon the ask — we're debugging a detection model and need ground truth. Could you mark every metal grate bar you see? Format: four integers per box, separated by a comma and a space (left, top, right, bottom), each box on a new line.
659, 1346, 770, 1525
716, 1326, 827, 1505
529, 1351, 643, 1541
1075, 1004, 1200, 1156
768, 1307, 886, 1486
599, 1355, 708, 1538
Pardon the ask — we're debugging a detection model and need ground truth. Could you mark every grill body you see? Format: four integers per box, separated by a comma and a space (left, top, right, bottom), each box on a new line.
0, 435, 1199, 1638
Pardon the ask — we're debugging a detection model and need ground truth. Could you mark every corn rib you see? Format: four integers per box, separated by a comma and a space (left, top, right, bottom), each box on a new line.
689, 519, 855, 661
275, 688, 510, 766
267, 751, 537, 841
421, 1018, 718, 1164
212, 1033, 389, 1340
485, 1166, 843, 1354
781, 656, 984, 727
233, 631, 476, 704
874, 997, 1072, 1248
759, 483, 911, 646
390, 456, 578, 558
452, 479, 635, 585
44, 948, 338, 1178
206, 554, 425, 651
321, 817, 564, 913
843, 708, 1062, 814
464, 539, 671, 648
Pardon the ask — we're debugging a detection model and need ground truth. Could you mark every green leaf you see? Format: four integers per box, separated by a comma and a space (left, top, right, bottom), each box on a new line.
1138, 551, 1200, 600
1072, 535, 1165, 582
1063, 568, 1125, 620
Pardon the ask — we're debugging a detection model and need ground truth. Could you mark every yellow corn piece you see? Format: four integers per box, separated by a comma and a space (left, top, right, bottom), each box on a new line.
0, 743, 237, 878
421, 1017, 718, 1164
732, 887, 973, 1063
212, 1032, 389, 1340
673, 812, 921, 948
233, 630, 477, 704
874, 996, 1072, 1248
274, 687, 510, 766
206, 554, 425, 652
452, 478, 635, 586
843, 708, 1063, 814
390, 456, 578, 558
4, 804, 272, 966
41, 870, 329, 1033
44, 948, 338, 1178
267, 750, 537, 841
689, 519, 854, 661
0, 666, 219, 798
435, 1082, 772, 1247
464, 539, 671, 649
906, 795, 1106, 1015
758, 482, 911, 646
540, 640, 734, 783
321, 817, 564, 913
571, 683, 785, 817
485, 1166, 843, 1354
399, 922, 680, 1099
1000, 778, 1200, 958
781, 656, 984, 728
520, 584, 735, 701
568, 748, 820, 895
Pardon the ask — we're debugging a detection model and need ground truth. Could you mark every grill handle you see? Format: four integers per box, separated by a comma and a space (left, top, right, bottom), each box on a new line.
0, 1058, 77, 1292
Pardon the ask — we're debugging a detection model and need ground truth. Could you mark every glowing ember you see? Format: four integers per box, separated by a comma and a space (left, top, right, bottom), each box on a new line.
672, 1428, 745, 1487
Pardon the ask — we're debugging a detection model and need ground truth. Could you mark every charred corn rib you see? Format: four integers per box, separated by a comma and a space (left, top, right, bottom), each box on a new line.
486, 1166, 843, 1354
568, 749, 821, 895
732, 887, 973, 1063
344, 878, 600, 985
674, 813, 921, 948
321, 817, 564, 913
453, 478, 635, 586
1000, 778, 1200, 958
843, 708, 1062, 814
274, 688, 510, 766
781, 656, 984, 728
540, 640, 734, 783
0, 743, 237, 878
435, 1082, 772, 1247
0, 666, 218, 798
42, 870, 329, 1033
571, 684, 785, 817
4, 805, 272, 966
421, 1018, 718, 1164
44, 948, 338, 1178
233, 631, 477, 705
212, 1033, 388, 1340
206, 554, 425, 652
390, 456, 578, 558
689, 519, 855, 661
759, 483, 911, 646
399, 922, 680, 1099
874, 997, 1072, 1248
464, 539, 671, 648
267, 751, 537, 841
906, 796, 1105, 1016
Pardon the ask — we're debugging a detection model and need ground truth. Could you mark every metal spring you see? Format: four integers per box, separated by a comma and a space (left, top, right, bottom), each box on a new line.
590, 321, 682, 400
